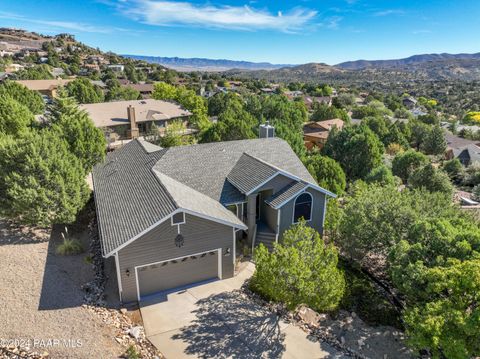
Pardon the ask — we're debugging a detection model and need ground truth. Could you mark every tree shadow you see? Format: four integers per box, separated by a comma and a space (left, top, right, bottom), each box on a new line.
171, 291, 286, 358
0, 219, 50, 246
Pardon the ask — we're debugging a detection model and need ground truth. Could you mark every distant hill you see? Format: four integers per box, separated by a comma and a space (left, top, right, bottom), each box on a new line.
122, 55, 293, 72
336, 52, 480, 70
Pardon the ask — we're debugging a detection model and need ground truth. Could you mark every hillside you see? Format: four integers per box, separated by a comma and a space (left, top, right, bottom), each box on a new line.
122, 54, 293, 72
336, 52, 480, 70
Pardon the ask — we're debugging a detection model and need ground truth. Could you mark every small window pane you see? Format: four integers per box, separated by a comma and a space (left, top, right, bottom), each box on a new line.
172, 212, 185, 224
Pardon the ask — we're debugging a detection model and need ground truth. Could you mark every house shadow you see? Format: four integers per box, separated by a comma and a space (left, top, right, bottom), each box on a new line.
171, 291, 286, 358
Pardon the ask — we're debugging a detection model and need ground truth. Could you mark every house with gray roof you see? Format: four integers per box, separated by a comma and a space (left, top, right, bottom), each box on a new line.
92, 130, 335, 303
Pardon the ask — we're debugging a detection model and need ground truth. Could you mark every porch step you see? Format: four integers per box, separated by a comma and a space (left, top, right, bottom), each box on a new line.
255, 231, 276, 251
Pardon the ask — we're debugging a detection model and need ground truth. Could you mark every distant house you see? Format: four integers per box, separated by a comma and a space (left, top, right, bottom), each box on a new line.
15, 79, 75, 97
284, 90, 303, 99
303, 119, 344, 150
303, 96, 332, 110
92, 130, 335, 303
445, 133, 480, 165
402, 96, 417, 109
123, 83, 155, 98
107, 64, 125, 72
5, 63, 24, 73
80, 99, 192, 144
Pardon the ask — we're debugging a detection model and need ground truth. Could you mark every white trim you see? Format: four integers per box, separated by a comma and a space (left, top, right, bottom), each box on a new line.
275, 208, 281, 243
104, 207, 247, 258
218, 248, 223, 279
171, 211, 186, 225
292, 191, 313, 224
134, 248, 222, 301
232, 227, 236, 269
240, 157, 336, 199
322, 197, 328, 235
114, 253, 123, 302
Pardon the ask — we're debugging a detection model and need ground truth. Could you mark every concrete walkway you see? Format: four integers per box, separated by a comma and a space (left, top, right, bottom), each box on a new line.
140, 262, 345, 359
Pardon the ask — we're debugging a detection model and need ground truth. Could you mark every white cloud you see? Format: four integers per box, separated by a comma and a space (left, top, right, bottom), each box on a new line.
0, 11, 127, 33
373, 9, 405, 17
119, 0, 317, 32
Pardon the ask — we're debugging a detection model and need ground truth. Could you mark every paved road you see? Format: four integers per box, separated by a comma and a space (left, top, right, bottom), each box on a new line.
140, 262, 346, 359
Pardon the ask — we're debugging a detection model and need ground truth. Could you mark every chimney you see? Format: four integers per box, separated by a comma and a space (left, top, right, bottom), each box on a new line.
259, 121, 275, 139
127, 105, 139, 139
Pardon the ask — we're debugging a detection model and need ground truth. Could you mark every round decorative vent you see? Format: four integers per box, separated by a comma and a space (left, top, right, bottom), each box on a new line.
175, 234, 184, 248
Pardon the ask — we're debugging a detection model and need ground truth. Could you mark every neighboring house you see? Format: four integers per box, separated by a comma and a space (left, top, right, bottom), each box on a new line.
5, 63, 24, 73
402, 96, 417, 109
107, 64, 125, 72
451, 144, 480, 166
15, 79, 74, 97
303, 96, 332, 110
80, 99, 192, 143
92, 130, 335, 303
303, 118, 344, 150
122, 83, 155, 98
445, 133, 480, 165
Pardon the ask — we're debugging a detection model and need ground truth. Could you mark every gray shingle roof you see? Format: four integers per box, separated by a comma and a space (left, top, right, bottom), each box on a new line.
92, 140, 175, 256
227, 153, 277, 194
93, 137, 321, 256
265, 181, 308, 209
153, 138, 317, 205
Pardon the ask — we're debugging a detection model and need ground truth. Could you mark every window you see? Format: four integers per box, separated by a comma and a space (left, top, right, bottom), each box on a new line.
293, 193, 312, 223
171, 212, 185, 225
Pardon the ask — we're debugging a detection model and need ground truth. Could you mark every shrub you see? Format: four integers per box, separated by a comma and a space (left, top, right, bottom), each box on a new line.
251, 220, 345, 312
442, 158, 463, 182
408, 164, 453, 196
472, 185, 480, 202
392, 149, 429, 183
386, 143, 404, 156
56, 238, 84, 255
365, 165, 397, 186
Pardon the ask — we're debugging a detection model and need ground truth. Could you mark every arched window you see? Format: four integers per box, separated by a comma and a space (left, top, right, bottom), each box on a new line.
293, 192, 312, 223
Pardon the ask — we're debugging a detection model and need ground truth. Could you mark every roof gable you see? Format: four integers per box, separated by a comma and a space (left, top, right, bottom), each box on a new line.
227, 153, 278, 194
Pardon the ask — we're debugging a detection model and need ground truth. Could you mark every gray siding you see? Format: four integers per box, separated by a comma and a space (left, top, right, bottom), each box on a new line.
256, 174, 293, 193
278, 188, 326, 241
117, 213, 234, 303
263, 201, 278, 232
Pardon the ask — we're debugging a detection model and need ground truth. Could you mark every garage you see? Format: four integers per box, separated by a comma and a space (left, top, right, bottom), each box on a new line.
136, 249, 221, 299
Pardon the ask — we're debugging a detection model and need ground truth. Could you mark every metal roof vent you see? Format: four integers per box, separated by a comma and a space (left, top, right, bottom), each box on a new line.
259, 121, 275, 139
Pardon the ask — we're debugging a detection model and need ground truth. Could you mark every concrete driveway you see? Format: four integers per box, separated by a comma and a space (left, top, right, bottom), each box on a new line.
140, 262, 345, 359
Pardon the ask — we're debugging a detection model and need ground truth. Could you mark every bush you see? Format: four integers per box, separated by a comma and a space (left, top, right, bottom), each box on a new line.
251, 220, 345, 312
303, 154, 346, 195
408, 164, 453, 196
472, 185, 480, 202
386, 143, 404, 156
365, 165, 397, 186
443, 158, 463, 182
56, 238, 84, 255
392, 149, 429, 183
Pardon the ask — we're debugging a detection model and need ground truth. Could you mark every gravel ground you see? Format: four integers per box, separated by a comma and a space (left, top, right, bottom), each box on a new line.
0, 220, 124, 359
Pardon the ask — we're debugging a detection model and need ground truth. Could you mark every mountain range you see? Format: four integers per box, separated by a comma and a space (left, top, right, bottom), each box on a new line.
122, 55, 292, 72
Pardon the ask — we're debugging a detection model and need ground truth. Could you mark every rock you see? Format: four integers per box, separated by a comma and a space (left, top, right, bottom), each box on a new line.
120, 308, 127, 314
383, 330, 390, 336
340, 336, 346, 345
383, 355, 388, 359
115, 337, 123, 344
129, 326, 142, 340
351, 312, 357, 318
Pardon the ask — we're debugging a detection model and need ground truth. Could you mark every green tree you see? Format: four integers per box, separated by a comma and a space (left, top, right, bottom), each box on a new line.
0, 131, 90, 226
159, 120, 193, 147
65, 77, 104, 104
0, 96, 34, 136
408, 164, 453, 196
421, 125, 447, 155
392, 149, 429, 183
303, 154, 346, 195
105, 79, 140, 101
48, 95, 106, 173
442, 158, 463, 183
251, 220, 345, 312
311, 103, 349, 122
365, 165, 397, 186
0, 80, 45, 114
323, 125, 384, 180
14, 64, 53, 80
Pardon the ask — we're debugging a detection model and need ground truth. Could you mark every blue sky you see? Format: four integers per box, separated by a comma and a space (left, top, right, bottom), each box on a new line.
1, 0, 479, 64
